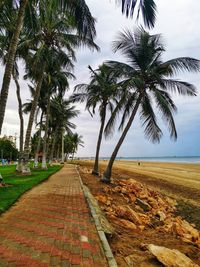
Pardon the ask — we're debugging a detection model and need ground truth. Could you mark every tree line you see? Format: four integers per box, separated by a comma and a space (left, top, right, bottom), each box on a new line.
0, 1, 199, 183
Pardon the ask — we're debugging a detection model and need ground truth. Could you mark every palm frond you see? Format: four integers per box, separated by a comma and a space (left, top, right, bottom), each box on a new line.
140, 94, 163, 143
161, 79, 197, 96
163, 57, 200, 75
119, 0, 157, 28
152, 89, 177, 140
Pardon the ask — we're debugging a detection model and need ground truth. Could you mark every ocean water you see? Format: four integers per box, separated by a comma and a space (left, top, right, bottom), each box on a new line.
113, 156, 200, 164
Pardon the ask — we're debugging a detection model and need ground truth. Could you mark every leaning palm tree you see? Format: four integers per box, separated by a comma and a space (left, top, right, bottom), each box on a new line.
0, 5, 27, 171
102, 28, 200, 183
71, 64, 121, 175
0, 0, 28, 134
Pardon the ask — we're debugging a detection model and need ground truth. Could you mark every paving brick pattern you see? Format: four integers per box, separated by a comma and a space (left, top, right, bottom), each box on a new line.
0, 165, 108, 266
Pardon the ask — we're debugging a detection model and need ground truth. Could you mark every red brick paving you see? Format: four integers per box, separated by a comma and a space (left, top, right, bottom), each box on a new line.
0, 164, 108, 266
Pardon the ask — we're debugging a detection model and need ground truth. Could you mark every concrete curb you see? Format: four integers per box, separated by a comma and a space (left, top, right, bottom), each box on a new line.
75, 166, 118, 267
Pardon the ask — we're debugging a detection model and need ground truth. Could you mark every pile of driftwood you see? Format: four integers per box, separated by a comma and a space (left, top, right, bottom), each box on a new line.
95, 178, 200, 249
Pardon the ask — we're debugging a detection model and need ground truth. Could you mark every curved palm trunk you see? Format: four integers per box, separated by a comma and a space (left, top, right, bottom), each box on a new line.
13, 72, 24, 172
34, 111, 43, 168
42, 94, 51, 169
92, 108, 106, 175
22, 70, 45, 174
102, 95, 142, 183
0, 0, 28, 134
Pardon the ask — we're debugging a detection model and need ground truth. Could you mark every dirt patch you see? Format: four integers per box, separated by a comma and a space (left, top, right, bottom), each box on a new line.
77, 162, 200, 267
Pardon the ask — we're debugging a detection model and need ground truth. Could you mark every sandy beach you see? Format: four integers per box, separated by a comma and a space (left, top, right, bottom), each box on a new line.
78, 160, 200, 266
84, 160, 200, 204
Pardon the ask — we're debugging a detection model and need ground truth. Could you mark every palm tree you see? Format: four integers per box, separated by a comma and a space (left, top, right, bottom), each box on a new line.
49, 96, 79, 165
0, 0, 28, 134
0, 0, 99, 134
21, 0, 98, 173
40, 63, 75, 169
0, 5, 26, 171
118, 0, 157, 28
71, 64, 121, 175
12, 65, 24, 156
102, 28, 200, 183
23, 84, 47, 168
70, 133, 84, 161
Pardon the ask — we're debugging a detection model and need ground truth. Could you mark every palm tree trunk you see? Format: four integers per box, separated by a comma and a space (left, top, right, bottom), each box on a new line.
46, 130, 51, 159
49, 131, 57, 166
42, 94, 51, 169
102, 95, 142, 183
56, 144, 60, 161
92, 108, 106, 175
22, 70, 45, 174
13, 72, 24, 172
61, 128, 64, 163
34, 111, 43, 168
0, 0, 28, 134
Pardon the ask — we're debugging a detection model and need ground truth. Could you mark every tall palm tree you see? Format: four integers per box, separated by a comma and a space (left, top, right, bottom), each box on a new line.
23, 84, 47, 168
0, 0, 28, 134
0, 0, 99, 134
0, 4, 25, 170
118, 0, 157, 28
102, 28, 200, 183
21, 0, 98, 173
41, 63, 75, 169
71, 64, 121, 175
12, 65, 24, 155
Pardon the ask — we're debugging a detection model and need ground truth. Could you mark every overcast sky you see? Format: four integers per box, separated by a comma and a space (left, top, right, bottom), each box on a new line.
0, 0, 200, 158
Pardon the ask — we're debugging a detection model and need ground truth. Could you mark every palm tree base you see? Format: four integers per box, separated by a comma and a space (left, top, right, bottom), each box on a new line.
49, 160, 53, 166
21, 165, 31, 174
100, 175, 111, 184
92, 170, 99, 176
42, 161, 48, 169
34, 160, 39, 168
16, 162, 22, 172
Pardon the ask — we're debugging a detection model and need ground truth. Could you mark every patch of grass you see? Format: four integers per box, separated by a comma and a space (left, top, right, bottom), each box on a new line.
0, 164, 62, 213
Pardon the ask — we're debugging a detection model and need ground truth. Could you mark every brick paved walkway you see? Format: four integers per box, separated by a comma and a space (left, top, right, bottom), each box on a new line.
0, 164, 108, 267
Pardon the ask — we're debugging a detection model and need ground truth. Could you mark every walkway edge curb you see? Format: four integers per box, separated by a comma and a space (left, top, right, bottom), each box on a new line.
75, 166, 118, 267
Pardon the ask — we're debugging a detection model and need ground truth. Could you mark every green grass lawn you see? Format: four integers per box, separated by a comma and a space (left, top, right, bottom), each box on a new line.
0, 164, 62, 213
